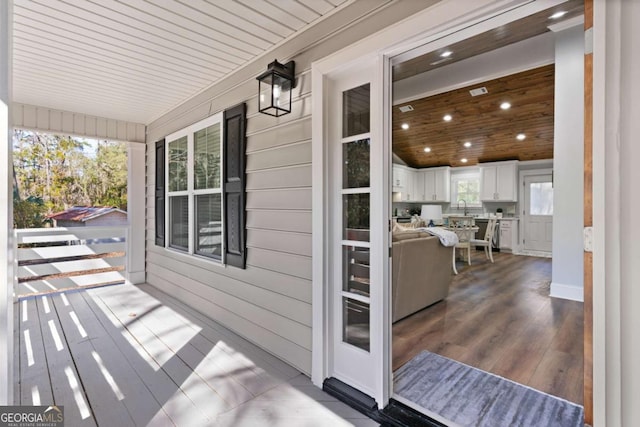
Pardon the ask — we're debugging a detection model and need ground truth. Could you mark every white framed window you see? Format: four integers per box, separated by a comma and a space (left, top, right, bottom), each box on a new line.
166, 113, 224, 260
451, 171, 481, 207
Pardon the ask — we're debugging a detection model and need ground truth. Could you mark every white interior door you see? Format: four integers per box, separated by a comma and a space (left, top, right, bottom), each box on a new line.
523, 174, 553, 252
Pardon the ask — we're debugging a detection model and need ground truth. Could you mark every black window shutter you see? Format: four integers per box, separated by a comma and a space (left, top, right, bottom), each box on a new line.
155, 139, 165, 246
223, 103, 247, 268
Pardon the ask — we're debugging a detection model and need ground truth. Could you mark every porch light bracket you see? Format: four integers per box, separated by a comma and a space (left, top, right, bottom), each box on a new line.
257, 60, 296, 117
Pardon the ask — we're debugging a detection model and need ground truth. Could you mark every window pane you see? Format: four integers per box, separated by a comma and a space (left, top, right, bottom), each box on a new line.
343, 297, 370, 352
454, 177, 480, 205
343, 246, 369, 296
168, 137, 188, 192
343, 193, 369, 241
169, 195, 189, 250
343, 138, 370, 188
194, 124, 221, 190
530, 182, 553, 215
342, 84, 370, 137
195, 194, 222, 258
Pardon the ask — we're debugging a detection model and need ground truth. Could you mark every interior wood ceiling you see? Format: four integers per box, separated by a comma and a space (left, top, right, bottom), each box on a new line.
393, 65, 555, 168
12, 0, 349, 124
392, 0, 584, 169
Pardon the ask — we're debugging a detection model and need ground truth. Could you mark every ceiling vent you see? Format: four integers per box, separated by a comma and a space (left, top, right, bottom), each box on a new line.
469, 87, 489, 96
399, 105, 414, 113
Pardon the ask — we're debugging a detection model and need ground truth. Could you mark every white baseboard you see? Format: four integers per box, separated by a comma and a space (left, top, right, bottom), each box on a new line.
550, 282, 584, 302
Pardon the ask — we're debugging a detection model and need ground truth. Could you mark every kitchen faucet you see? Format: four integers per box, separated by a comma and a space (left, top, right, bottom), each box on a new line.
458, 199, 468, 216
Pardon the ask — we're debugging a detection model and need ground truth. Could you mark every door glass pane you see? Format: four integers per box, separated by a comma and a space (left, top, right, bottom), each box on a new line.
169, 195, 189, 250
343, 193, 370, 241
343, 138, 370, 188
529, 182, 553, 215
194, 124, 221, 190
342, 84, 370, 137
343, 246, 369, 296
168, 136, 188, 192
342, 297, 370, 352
195, 194, 222, 258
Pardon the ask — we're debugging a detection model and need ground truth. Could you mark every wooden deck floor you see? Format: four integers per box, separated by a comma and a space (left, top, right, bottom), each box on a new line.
15, 283, 377, 427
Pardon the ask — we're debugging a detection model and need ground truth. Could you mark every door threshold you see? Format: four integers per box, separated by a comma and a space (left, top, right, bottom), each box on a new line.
323, 378, 447, 426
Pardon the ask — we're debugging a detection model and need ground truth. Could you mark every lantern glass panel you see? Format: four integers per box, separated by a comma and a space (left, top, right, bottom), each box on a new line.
258, 73, 292, 116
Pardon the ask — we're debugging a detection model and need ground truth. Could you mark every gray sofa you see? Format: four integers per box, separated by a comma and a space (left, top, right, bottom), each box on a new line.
392, 231, 453, 322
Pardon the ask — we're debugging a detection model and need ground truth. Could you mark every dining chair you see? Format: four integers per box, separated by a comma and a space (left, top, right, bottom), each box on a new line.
470, 218, 498, 263
450, 216, 474, 270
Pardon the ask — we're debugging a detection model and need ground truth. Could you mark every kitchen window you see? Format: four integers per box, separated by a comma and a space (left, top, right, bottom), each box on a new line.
166, 113, 223, 260
451, 171, 481, 207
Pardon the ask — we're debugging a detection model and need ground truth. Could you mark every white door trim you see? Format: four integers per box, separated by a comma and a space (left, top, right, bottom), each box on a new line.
311, 0, 573, 410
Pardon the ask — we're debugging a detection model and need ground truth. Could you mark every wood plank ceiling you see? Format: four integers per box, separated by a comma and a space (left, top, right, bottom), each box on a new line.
392, 0, 584, 169
12, 0, 349, 124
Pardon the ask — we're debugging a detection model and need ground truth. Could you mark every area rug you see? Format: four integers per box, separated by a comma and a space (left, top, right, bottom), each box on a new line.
394, 351, 584, 427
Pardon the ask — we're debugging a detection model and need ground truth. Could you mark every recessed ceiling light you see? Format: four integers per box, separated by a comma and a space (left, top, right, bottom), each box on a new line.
463, 141, 472, 148
401, 123, 409, 130
550, 11, 567, 19
443, 114, 452, 122
440, 50, 453, 58
424, 147, 431, 153
461, 158, 468, 163
516, 133, 526, 141
500, 102, 511, 110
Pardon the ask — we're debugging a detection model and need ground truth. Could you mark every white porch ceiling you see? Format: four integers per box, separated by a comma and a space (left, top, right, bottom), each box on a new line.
12, 0, 350, 125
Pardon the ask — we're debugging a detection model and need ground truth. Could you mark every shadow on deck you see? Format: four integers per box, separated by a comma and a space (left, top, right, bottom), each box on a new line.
14, 283, 377, 426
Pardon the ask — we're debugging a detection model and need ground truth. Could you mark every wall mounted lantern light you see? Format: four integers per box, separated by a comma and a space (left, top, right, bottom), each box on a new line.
257, 60, 295, 117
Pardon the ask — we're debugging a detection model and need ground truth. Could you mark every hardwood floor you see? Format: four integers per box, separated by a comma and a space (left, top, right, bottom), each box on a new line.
392, 250, 584, 405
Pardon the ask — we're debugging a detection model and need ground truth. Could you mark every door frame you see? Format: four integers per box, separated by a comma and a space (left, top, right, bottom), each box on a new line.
311, 0, 588, 411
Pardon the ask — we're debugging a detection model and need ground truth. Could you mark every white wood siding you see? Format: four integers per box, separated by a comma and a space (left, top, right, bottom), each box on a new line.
13, 103, 145, 143
145, 0, 437, 375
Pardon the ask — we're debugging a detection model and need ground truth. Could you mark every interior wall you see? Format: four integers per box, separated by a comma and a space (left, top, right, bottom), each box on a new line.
618, 0, 640, 423
550, 23, 585, 301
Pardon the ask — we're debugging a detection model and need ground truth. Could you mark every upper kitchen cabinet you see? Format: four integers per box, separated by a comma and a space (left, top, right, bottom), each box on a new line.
480, 161, 518, 202
393, 164, 415, 201
420, 166, 450, 202
392, 164, 407, 192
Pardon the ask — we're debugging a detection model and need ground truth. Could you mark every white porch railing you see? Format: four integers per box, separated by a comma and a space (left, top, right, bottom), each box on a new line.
15, 226, 128, 298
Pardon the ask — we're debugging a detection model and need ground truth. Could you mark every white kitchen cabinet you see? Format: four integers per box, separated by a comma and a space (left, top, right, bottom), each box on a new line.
393, 165, 415, 201
420, 167, 450, 202
392, 165, 407, 191
480, 161, 518, 201
499, 219, 519, 252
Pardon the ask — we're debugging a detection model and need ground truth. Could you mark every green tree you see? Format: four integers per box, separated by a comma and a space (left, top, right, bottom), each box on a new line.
13, 196, 47, 229
13, 130, 128, 225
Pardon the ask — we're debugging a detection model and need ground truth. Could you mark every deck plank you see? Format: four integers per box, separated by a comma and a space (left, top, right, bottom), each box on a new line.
17, 284, 373, 427
19, 298, 54, 406
35, 296, 96, 426
97, 285, 280, 401
64, 291, 175, 427
90, 288, 231, 422
85, 291, 212, 426
138, 284, 300, 381
131, 284, 296, 395
50, 292, 139, 427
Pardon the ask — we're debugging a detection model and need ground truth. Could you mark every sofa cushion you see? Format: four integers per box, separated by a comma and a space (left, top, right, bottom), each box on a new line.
392, 231, 422, 241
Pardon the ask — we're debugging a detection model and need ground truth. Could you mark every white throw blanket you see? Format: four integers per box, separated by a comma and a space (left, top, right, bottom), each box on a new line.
417, 227, 459, 247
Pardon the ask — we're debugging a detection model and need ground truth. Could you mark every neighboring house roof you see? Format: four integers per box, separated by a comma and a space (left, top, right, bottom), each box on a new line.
47, 207, 127, 223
